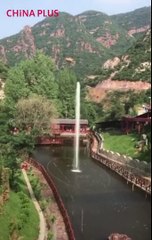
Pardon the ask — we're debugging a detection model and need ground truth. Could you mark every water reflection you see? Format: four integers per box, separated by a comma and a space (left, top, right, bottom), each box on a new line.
34, 146, 151, 240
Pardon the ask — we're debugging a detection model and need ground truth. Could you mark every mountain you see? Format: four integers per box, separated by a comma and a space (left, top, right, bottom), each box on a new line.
0, 12, 111, 77
0, 7, 151, 78
76, 10, 134, 54
111, 7, 151, 38
87, 29, 151, 102
107, 29, 151, 82
32, 12, 110, 76
86, 28, 151, 84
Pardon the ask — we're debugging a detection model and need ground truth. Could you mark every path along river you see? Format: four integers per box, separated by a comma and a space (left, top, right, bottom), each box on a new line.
34, 146, 151, 240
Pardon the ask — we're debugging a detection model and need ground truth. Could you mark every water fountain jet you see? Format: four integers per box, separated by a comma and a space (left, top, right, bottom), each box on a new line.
72, 82, 81, 173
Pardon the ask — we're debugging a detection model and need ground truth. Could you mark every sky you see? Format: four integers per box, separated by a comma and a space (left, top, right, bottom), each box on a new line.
0, 0, 151, 39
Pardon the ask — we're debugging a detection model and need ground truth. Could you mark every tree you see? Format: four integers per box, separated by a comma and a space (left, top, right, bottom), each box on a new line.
57, 68, 77, 118
0, 61, 9, 80
14, 95, 58, 137
81, 100, 103, 126
103, 90, 151, 121
106, 103, 125, 120
0, 95, 58, 170
4, 52, 59, 105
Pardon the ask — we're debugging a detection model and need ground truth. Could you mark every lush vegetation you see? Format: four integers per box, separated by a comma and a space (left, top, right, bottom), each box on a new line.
5, 52, 59, 104
0, 52, 101, 213
0, 54, 59, 239
102, 130, 151, 162
0, 61, 9, 81
112, 30, 151, 82
0, 170, 39, 240
0, 8, 151, 236
111, 7, 151, 32
0, 7, 150, 78
98, 90, 151, 122
88, 29, 151, 85
102, 130, 140, 157
96, 90, 151, 161
79, 10, 135, 55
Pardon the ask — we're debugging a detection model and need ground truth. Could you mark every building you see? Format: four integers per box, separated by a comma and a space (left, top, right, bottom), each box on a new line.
37, 119, 89, 145
122, 108, 151, 134
51, 119, 89, 136
95, 106, 151, 134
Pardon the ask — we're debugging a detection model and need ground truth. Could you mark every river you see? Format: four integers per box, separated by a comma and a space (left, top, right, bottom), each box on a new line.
34, 146, 151, 240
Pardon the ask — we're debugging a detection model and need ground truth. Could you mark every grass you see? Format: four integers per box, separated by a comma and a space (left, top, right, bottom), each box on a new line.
101, 130, 151, 162
102, 130, 140, 158
0, 170, 39, 240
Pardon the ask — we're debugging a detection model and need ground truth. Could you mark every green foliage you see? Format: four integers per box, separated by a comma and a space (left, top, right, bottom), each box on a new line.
81, 100, 103, 126
0, 61, 9, 80
50, 215, 56, 224
102, 90, 151, 121
1, 7, 150, 78
29, 174, 42, 200
14, 95, 57, 136
0, 53, 59, 158
112, 30, 151, 82
102, 129, 151, 162
4, 52, 59, 104
0, 190, 39, 240
102, 130, 140, 158
79, 10, 135, 54
40, 199, 47, 211
111, 7, 151, 32
47, 231, 54, 240
57, 68, 77, 118
33, 12, 110, 77
15, 192, 31, 229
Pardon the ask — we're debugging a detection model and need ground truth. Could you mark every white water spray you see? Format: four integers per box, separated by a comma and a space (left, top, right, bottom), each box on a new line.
72, 82, 81, 173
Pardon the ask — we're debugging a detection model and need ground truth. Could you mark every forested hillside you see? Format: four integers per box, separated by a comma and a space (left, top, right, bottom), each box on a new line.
111, 7, 151, 38
86, 28, 151, 88
111, 29, 151, 82
0, 7, 150, 78
0, 7, 151, 124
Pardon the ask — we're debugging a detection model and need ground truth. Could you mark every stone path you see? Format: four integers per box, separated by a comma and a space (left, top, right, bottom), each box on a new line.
22, 168, 47, 240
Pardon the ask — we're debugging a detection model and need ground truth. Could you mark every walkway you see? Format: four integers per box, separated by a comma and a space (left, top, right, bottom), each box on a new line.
22, 168, 47, 240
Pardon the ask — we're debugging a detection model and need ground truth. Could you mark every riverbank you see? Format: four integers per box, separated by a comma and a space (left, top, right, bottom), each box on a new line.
91, 134, 151, 196
101, 130, 151, 162
25, 162, 69, 240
